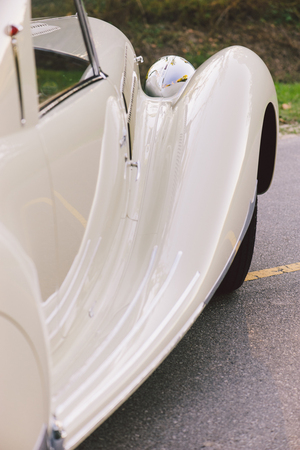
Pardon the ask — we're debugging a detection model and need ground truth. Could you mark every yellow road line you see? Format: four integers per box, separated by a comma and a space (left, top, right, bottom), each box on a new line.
245, 262, 300, 281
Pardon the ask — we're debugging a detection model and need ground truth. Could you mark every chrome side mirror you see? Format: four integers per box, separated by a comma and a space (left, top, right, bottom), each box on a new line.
145, 55, 195, 98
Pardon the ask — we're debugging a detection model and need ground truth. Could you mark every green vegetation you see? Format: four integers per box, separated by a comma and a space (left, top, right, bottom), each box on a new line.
32, 0, 300, 28
36, 68, 86, 105
84, 0, 300, 28
275, 83, 300, 124
31, 0, 300, 125
35, 49, 89, 106
32, 0, 75, 18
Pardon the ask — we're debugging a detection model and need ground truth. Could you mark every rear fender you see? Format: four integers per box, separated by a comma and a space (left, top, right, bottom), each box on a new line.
0, 223, 51, 450
170, 45, 278, 293
136, 46, 278, 302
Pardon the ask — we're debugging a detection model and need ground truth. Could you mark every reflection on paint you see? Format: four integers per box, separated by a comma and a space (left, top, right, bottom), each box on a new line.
54, 245, 159, 407
57, 249, 183, 417
48, 237, 101, 339
54, 191, 87, 228
226, 230, 237, 249
63, 269, 201, 428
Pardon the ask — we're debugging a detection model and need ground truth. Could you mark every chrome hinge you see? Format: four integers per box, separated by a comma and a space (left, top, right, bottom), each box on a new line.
119, 127, 127, 147
124, 156, 140, 181
49, 417, 67, 450
134, 55, 144, 64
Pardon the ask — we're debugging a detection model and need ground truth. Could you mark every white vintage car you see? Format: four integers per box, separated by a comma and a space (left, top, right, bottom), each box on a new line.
0, 0, 278, 449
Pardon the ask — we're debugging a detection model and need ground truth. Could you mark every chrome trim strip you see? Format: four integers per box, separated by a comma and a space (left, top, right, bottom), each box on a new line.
120, 44, 128, 95
125, 160, 141, 181
127, 72, 137, 124
50, 417, 67, 450
74, 0, 101, 77
204, 183, 258, 305
33, 424, 48, 450
34, 46, 89, 64
38, 75, 104, 118
134, 55, 144, 64
11, 35, 25, 125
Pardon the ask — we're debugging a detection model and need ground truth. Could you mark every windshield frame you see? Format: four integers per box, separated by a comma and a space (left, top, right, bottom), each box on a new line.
31, 0, 107, 117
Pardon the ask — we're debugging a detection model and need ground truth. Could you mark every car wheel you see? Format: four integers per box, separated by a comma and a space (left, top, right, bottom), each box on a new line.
217, 198, 257, 294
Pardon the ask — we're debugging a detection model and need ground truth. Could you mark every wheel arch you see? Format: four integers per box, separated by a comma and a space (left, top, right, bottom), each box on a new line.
257, 102, 277, 195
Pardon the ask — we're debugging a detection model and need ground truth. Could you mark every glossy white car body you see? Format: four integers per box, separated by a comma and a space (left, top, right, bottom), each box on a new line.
0, 0, 278, 449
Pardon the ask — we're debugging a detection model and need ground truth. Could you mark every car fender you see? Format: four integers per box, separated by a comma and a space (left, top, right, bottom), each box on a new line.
0, 222, 51, 450
163, 45, 278, 296
126, 45, 278, 330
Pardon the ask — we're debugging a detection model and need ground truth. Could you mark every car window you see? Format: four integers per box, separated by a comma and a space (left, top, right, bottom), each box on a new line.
31, 0, 94, 109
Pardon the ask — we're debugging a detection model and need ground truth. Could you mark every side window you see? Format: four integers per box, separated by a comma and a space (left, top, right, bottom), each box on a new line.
31, 1, 95, 109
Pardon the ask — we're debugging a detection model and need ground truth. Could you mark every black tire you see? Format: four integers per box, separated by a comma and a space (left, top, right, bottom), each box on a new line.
217, 198, 257, 294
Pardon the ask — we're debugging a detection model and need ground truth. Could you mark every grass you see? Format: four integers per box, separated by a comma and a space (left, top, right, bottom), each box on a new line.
275, 83, 300, 124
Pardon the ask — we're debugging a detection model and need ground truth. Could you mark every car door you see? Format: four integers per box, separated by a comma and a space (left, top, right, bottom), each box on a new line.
31, 1, 130, 339
0, 1, 58, 303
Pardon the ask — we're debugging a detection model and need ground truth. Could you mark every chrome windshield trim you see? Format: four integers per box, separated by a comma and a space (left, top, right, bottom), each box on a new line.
74, 0, 101, 77
38, 75, 105, 118
8, 26, 26, 125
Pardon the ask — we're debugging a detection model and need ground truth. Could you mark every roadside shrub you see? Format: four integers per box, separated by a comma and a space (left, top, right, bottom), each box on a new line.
84, 0, 300, 28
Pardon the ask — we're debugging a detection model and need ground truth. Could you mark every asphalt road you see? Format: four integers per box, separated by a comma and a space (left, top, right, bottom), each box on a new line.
78, 134, 300, 450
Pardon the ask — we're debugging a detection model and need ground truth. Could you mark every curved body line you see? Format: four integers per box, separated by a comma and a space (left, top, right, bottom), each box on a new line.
0, 2, 278, 449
